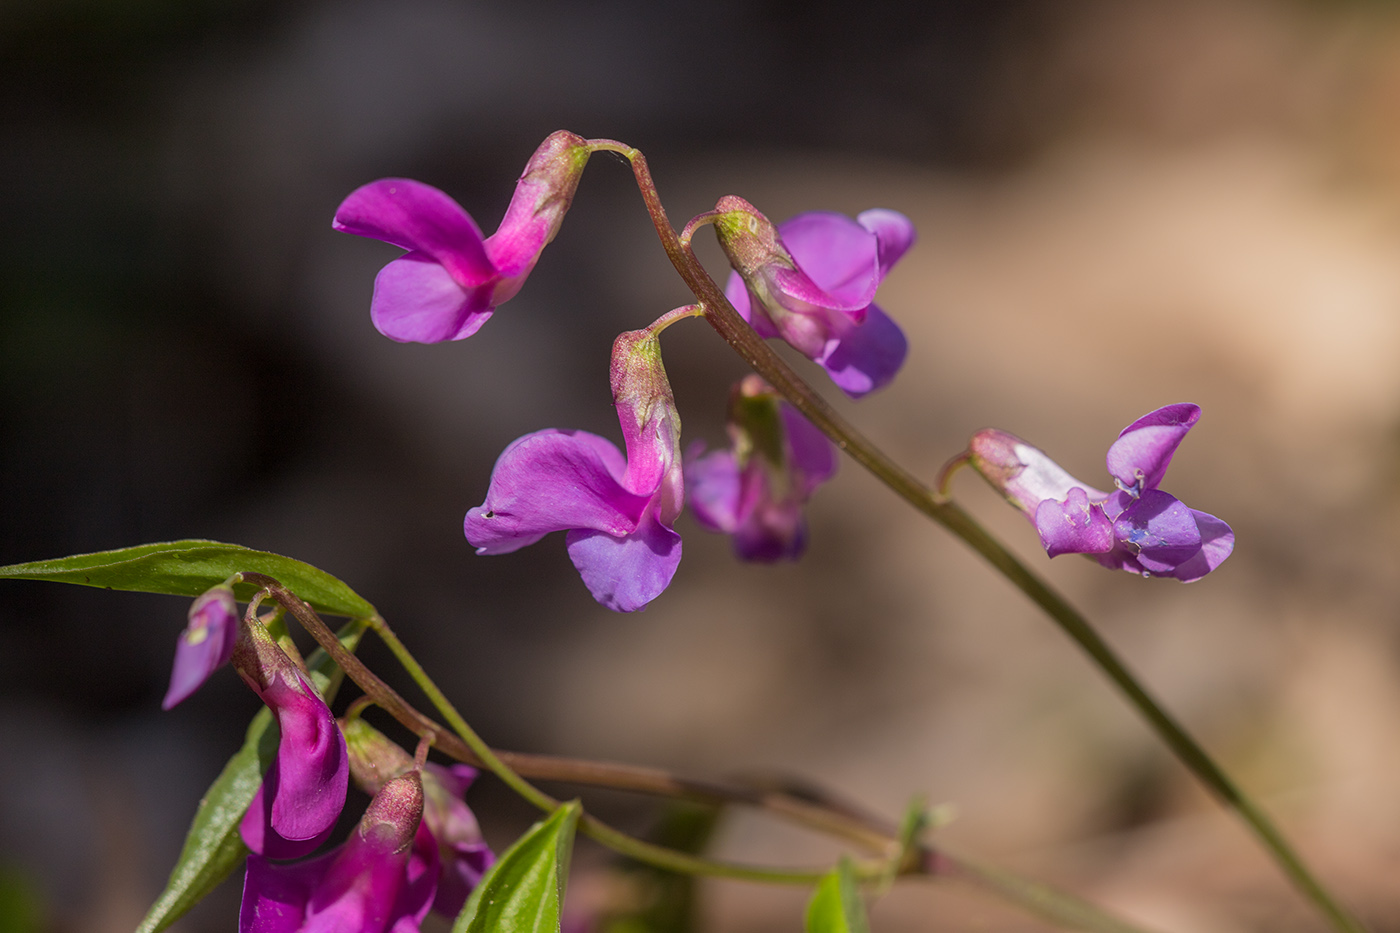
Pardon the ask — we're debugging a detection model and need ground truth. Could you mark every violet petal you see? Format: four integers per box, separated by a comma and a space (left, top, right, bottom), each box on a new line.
732, 496, 807, 563
370, 252, 493, 344
1035, 487, 1116, 557
333, 178, 495, 286
780, 405, 837, 496
817, 303, 909, 398
265, 671, 349, 845
685, 447, 742, 533
1112, 489, 1203, 574
1105, 404, 1201, 493
777, 211, 880, 310
240, 776, 337, 860
464, 429, 649, 555
1166, 510, 1236, 582
162, 587, 239, 710
240, 851, 332, 933
566, 515, 682, 612
857, 208, 917, 276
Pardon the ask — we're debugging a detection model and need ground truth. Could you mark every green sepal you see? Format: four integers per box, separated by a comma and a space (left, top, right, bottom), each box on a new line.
134, 618, 367, 933
805, 858, 870, 933
453, 801, 582, 933
0, 539, 375, 618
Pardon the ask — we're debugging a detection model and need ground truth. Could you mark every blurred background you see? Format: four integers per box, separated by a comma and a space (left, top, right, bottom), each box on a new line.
4, 0, 1400, 930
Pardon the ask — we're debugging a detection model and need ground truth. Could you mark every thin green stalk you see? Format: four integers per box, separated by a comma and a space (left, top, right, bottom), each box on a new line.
934, 852, 1164, 933
607, 143, 1365, 933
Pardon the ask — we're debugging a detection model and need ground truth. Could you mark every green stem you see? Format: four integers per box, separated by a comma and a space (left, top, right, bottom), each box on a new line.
933, 852, 1164, 933
607, 143, 1365, 933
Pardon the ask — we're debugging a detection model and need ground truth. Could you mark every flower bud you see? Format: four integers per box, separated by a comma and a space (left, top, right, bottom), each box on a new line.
966, 429, 1105, 517
341, 718, 494, 916
486, 130, 592, 297
162, 582, 239, 710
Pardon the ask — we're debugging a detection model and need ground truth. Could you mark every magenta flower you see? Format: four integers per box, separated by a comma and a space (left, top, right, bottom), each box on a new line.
162, 582, 240, 710
687, 376, 837, 562
463, 318, 685, 611
711, 196, 914, 398
342, 718, 495, 917
240, 771, 438, 933
965, 404, 1234, 581
333, 130, 592, 343
233, 614, 349, 859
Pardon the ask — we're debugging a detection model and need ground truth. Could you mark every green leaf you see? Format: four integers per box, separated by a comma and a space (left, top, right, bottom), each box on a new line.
0, 539, 376, 618
135, 619, 367, 933
805, 858, 870, 933
135, 708, 274, 933
453, 801, 582, 933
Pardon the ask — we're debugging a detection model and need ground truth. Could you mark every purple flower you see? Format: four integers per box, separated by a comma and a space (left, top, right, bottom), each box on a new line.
233, 615, 349, 859
162, 582, 239, 710
712, 196, 914, 398
463, 319, 686, 612
333, 131, 592, 343
966, 404, 1234, 581
240, 771, 438, 933
686, 375, 837, 562
342, 718, 495, 918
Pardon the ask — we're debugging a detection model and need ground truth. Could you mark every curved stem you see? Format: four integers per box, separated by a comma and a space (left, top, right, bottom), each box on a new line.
238, 573, 869, 887
609, 146, 1365, 933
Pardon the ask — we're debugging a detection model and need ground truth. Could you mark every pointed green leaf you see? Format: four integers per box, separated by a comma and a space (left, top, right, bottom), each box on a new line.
453, 801, 582, 933
805, 858, 869, 933
135, 620, 366, 933
0, 540, 375, 618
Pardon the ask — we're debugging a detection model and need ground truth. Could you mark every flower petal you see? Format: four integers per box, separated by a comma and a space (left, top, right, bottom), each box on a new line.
1112, 489, 1203, 574
857, 208, 917, 276
333, 178, 495, 286
240, 773, 337, 860
777, 211, 880, 310
780, 405, 837, 496
464, 430, 647, 555
685, 446, 742, 533
732, 495, 807, 563
484, 131, 591, 278
234, 628, 348, 858
1166, 509, 1235, 582
266, 675, 349, 844
1035, 487, 1115, 557
240, 851, 332, 933
162, 586, 239, 710
1105, 404, 1201, 493
566, 515, 682, 612
817, 303, 909, 398
370, 252, 495, 344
